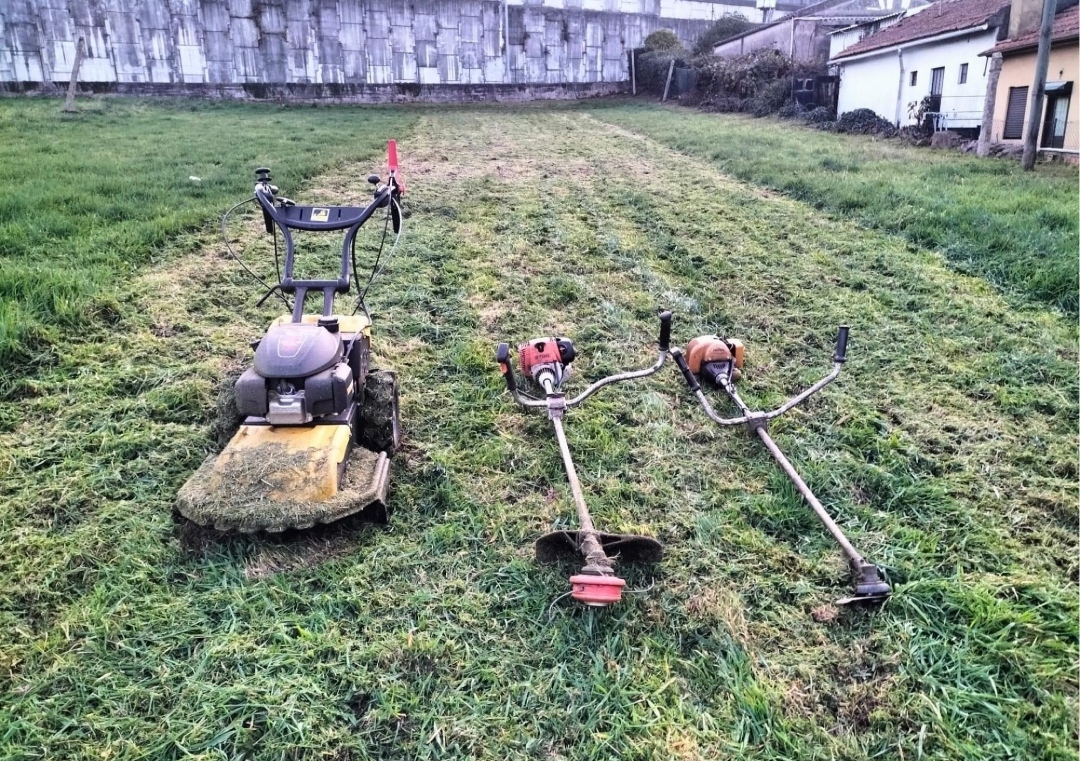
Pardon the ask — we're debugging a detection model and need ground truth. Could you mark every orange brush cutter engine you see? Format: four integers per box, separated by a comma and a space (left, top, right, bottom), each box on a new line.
518, 337, 576, 388
685, 336, 744, 385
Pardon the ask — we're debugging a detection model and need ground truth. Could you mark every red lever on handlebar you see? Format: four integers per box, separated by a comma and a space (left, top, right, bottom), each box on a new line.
388, 140, 399, 173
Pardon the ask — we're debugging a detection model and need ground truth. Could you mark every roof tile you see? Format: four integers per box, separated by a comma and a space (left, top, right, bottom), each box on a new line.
984, 3, 1080, 55
832, 0, 1009, 59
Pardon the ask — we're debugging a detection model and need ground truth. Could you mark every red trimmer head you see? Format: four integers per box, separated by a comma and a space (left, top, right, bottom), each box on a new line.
569, 574, 626, 606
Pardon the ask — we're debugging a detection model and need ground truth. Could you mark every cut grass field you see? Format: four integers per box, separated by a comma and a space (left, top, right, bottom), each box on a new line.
0, 99, 418, 386
583, 100, 1080, 315
0, 99, 1076, 760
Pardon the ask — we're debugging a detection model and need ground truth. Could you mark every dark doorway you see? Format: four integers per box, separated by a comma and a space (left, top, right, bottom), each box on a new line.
1042, 92, 1071, 149
928, 66, 945, 112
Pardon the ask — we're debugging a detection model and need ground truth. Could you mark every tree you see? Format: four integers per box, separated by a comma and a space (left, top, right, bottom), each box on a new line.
643, 29, 683, 53
693, 14, 756, 56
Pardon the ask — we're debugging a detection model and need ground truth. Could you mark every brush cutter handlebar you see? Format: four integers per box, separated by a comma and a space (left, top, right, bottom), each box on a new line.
672, 326, 850, 427
495, 312, 672, 408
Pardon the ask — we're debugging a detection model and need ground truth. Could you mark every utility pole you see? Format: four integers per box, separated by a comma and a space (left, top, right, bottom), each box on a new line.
1021, 0, 1057, 170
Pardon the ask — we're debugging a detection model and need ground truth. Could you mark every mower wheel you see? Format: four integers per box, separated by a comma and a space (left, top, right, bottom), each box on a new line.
358, 369, 401, 454
212, 363, 247, 449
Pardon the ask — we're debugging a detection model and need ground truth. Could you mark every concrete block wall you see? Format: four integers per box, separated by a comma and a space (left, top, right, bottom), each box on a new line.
0, 0, 808, 99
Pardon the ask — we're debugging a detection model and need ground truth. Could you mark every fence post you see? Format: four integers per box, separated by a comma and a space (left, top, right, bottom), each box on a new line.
63, 37, 85, 113
661, 59, 675, 102
977, 53, 1002, 157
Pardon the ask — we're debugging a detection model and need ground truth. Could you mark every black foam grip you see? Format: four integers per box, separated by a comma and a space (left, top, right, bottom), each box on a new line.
834, 326, 850, 363
671, 349, 701, 393
658, 310, 672, 352
496, 343, 517, 392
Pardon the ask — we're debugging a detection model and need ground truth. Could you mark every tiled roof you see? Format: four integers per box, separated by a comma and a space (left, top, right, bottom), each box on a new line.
983, 3, 1080, 54
831, 0, 1009, 59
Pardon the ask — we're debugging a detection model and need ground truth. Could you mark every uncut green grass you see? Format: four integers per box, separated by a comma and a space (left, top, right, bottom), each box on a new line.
0, 104, 1076, 760
582, 99, 1080, 315
0, 98, 417, 384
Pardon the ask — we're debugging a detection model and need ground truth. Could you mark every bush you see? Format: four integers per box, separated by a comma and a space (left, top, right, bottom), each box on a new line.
694, 49, 793, 101
748, 78, 793, 116
804, 105, 836, 124
692, 15, 756, 56
834, 108, 897, 136
643, 29, 683, 52
635, 49, 683, 95
778, 101, 807, 119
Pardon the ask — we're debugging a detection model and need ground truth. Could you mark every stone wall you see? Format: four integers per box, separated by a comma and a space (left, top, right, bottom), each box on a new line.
0, 0, 810, 99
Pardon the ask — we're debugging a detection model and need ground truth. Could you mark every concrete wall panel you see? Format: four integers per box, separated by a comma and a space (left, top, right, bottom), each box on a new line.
2, 0, 730, 94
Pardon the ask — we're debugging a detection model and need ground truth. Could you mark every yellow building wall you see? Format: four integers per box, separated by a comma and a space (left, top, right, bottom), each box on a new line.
990, 43, 1079, 150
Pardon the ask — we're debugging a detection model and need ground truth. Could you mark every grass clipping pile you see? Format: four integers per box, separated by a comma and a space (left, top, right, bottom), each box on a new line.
176, 441, 390, 533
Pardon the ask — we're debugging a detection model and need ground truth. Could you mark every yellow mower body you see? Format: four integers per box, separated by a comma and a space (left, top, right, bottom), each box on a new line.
176, 313, 398, 533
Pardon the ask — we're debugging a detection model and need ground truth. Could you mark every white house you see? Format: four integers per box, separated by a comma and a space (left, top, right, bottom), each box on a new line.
829, 0, 1011, 131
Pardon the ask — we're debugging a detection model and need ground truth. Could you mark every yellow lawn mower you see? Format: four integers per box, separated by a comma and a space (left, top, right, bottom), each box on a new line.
176, 142, 405, 533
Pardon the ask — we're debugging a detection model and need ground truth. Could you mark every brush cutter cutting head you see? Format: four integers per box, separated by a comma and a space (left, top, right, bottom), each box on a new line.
569, 574, 627, 606
535, 530, 664, 565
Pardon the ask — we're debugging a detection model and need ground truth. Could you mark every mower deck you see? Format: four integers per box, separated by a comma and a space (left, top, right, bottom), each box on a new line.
176, 424, 390, 532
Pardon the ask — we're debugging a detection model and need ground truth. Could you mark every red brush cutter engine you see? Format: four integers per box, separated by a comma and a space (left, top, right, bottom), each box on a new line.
518, 337, 576, 389
684, 335, 744, 386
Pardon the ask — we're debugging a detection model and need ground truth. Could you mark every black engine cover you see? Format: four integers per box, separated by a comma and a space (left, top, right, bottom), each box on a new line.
254, 324, 342, 379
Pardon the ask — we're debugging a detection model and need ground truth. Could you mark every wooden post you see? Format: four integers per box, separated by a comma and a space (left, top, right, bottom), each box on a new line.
1022, 0, 1056, 170
631, 49, 636, 96
661, 59, 675, 102
63, 37, 85, 113
978, 53, 1002, 157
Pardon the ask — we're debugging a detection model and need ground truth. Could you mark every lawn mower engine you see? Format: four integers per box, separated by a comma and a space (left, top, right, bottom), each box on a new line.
235, 317, 362, 426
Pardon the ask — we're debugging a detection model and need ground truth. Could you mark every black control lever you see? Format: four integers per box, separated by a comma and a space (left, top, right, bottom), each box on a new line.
658, 310, 672, 352
496, 343, 517, 394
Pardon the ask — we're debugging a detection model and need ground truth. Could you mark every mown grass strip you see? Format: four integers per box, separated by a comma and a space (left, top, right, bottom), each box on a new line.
582, 100, 1080, 315
0, 98, 418, 386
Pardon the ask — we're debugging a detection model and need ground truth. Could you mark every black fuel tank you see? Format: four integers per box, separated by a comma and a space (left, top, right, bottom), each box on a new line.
254, 323, 342, 379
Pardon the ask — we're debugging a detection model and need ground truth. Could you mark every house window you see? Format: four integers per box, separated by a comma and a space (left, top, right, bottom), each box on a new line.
910, 71, 918, 86
958, 63, 968, 84
1003, 86, 1028, 139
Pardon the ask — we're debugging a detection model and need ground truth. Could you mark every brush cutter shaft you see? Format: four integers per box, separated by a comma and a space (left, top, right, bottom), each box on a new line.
754, 427, 866, 566
552, 417, 595, 535
551, 409, 614, 573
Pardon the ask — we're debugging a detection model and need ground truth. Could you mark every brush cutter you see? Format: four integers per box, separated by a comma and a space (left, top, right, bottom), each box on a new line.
495, 313, 673, 606
176, 141, 406, 532
670, 327, 891, 604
